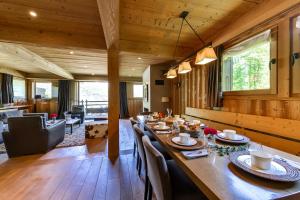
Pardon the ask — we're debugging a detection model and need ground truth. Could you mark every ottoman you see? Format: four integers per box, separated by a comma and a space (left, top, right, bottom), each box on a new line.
85, 121, 108, 139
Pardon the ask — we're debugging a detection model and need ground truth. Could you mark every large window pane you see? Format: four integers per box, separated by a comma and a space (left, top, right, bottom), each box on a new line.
292, 16, 300, 93
36, 82, 52, 99
222, 30, 271, 91
133, 84, 143, 98
13, 78, 26, 99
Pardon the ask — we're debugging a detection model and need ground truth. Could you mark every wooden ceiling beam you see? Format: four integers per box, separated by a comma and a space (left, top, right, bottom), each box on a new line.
0, 67, 25, 78
0, 43, 74, 79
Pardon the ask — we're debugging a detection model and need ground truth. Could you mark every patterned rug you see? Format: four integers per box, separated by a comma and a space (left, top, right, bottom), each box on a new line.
0, 124, 85, 154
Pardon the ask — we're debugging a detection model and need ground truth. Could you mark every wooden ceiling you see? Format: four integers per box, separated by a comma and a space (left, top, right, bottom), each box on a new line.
0, 0, 266, 78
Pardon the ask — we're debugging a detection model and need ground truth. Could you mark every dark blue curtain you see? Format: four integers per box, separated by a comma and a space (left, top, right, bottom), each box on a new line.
57, 80, 71, 119
1, 74, 14, 104
206, 45, 224, 109
119, 82, 129, 118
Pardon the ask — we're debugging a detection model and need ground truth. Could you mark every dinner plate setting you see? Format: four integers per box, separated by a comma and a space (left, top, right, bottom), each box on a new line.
216, 132, 250, 144
171, 136, 197, 146
229, 151, 300, 182
153, 125, 170, 131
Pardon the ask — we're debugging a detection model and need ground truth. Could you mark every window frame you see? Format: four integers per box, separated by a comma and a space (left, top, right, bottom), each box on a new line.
35, 81, 53, 99
13, 77, 26, 100
221, 27, 278, 96
133, 84, 143, 99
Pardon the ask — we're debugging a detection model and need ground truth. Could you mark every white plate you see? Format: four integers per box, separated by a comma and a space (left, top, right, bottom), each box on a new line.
171, 136, 197, 146
217, 132, 244, 141
153, 125, 170, 131
237, 155, 287, 176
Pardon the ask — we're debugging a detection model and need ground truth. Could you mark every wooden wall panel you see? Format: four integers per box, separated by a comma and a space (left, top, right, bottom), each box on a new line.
127, 98, 143, 117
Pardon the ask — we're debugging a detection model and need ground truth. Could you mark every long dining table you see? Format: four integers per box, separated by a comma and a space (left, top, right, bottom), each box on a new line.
137, 115, 300, 200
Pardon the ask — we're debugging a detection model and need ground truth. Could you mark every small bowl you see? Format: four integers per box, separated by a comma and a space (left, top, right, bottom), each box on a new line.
250, 151, 273, 170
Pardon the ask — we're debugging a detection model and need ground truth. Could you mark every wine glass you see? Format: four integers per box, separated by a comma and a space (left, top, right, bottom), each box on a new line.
166, 108, 172, 117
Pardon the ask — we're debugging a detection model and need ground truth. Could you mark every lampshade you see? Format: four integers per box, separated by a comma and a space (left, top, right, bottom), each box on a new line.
296, 16, 300, 29
195, 47, 217, 65
178, 61, 192, 74
161, 97, 169, 103
166, 69, 177, 79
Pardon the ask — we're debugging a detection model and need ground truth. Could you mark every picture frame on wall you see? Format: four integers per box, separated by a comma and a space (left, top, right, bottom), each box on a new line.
143, 83, 148, 102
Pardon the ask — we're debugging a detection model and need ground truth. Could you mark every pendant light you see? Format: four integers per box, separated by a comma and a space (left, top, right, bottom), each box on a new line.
166, 68, 177, 78
178, 61, 192, 74
195, 46, 217, 65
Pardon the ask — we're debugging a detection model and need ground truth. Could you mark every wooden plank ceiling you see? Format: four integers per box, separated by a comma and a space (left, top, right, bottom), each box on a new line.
0, 0, 265, 78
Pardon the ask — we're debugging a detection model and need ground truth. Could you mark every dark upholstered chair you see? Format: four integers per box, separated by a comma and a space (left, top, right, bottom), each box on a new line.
133, 125, 171, 200
139, 111, 153, 115
2, 116, 66, 158
65, 105, 85, 123
142, 135, 207, 200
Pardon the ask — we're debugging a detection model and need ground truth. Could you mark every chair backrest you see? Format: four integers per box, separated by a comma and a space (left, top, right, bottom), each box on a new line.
129, 117, 139, 126
8, 116, 44, 138
139, 111, 153, 115
142, 135, 171, 200
133, 124, 146, 167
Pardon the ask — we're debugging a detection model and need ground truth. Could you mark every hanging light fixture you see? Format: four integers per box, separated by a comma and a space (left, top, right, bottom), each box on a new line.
166, 68, 177, 78
178, 61, 192, 74
195, 46, 217, 65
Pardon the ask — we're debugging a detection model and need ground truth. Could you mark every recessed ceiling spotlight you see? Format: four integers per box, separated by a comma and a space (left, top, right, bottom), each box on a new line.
29, 11, 37, 17
91, 73, 95, 76
83, 65, 88, 68
69, 51, 74, 54
138, 57, 142, 60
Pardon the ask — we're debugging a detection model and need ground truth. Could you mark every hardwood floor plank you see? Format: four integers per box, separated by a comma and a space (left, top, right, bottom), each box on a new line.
49, 159, 83, 200
126, 154, 144, 200
93, 157, 109, 200
120, 155, 133, 200
77, 156, 103, 200
106, 158, 121, 200
62, 159, 93, 200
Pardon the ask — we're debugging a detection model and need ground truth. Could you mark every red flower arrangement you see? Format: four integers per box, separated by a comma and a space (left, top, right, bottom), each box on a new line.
204, 127, 217, 135
50, 113, 58, 119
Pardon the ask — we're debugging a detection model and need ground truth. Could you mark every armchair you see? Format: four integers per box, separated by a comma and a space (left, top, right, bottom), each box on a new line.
2, 116, 66, 158
65, 105, 85, 123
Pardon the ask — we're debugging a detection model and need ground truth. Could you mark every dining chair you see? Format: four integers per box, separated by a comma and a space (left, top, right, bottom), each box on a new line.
133, 125, 171, 200
129, 117, 139, 157
139, 111, 153, 115
142, 135, 208, 200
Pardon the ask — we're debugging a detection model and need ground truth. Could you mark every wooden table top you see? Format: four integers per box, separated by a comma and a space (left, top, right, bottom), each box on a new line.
137, 115, 300, 200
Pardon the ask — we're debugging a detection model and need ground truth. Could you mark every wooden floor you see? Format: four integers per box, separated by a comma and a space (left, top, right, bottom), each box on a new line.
0, 120, 145, 200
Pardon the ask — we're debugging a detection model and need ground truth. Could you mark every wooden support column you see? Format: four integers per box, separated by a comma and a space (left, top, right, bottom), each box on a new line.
97, 0, 120, 161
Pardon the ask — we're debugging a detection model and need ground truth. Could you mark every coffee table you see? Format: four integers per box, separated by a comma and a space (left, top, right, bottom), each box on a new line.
66, 118, 81, 134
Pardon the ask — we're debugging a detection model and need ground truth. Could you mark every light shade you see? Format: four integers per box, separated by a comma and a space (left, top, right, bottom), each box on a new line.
161, 97, 169, 103
178, 61, 192, 74
296, 16, 300, 29
166, 69, 177, 79
195, 47, 217, 65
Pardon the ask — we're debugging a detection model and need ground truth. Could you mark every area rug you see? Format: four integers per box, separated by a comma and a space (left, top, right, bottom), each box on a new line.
0, 124, 86, 154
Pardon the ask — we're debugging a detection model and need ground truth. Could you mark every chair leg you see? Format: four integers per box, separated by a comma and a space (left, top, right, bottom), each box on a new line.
147, 181, 152, 200
144, 176, 149, 200
138, 156, 142, 176
133, 142, 136, 157
136, 153, 140, 170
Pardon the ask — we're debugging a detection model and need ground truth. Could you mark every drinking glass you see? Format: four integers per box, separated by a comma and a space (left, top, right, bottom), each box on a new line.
166, 108, 172, 117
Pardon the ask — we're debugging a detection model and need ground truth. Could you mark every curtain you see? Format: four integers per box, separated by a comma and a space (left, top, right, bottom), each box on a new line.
1, 74, 14, 104
119, 82, 129, 118
57, 80, 71, 119
206, 45, 224, 109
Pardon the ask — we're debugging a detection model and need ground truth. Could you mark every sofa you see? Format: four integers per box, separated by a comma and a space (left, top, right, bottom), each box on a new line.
2, 116, 65, 158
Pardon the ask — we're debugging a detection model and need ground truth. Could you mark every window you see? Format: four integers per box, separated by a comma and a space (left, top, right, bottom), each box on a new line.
222, 30, 274, 92
133, 84, 143, 98
36, 82, 52, 99
13, 78, 26, 99
291, 15, 300, 94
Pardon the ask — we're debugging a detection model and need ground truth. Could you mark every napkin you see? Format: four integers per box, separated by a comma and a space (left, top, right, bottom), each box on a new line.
181, 149, 208, 159
156, 130, 171, 134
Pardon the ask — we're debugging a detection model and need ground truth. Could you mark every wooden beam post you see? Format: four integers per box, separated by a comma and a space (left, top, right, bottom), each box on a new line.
97, 0, 120, 161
